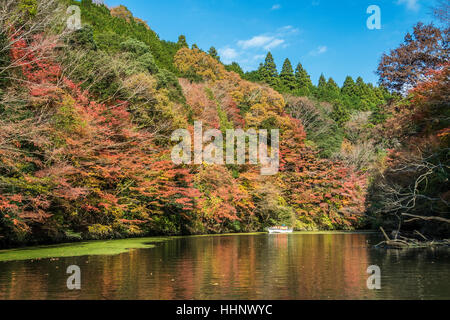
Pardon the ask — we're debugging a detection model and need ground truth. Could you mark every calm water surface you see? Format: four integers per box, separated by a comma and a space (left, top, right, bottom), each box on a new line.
0, 233, 449, 300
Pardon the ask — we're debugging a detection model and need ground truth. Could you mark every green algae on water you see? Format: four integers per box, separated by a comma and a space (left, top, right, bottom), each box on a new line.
0, 237, 169, 262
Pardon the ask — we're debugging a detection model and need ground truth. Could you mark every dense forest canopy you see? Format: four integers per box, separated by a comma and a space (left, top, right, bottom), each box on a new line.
0, 0, 448, 248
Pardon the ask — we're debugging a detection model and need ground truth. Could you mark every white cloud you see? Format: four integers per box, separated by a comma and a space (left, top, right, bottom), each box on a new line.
264, 39, 285, 50
271, 4, 281, 10
219, 47, 239, 63
309, 45, 327, 56
318, 46, 327, 54
396, 0, 420, 11
237, 35, 286, 51
253, 54, 266, 61
238, 35, 275, 49
277, 25, 300, 34
279, 25, 292, 31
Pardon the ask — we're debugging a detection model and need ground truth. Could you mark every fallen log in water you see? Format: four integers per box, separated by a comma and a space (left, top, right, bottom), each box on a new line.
376, 239, 450, 249
375, 227, 450, 249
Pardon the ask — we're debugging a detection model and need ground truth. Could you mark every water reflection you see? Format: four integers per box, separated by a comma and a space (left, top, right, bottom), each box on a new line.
0, 233, 448, 300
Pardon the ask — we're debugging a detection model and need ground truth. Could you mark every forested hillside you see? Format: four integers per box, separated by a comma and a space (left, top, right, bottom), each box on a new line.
0, 0, 448, 248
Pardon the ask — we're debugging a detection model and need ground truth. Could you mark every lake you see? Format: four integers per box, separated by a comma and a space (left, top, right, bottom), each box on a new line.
0, 232, 449, 300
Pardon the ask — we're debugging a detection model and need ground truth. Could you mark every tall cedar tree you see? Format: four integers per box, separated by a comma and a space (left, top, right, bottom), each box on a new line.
326, 77, 340, 101
315, 73, 327, 100
260, 52, 279, 87
341, 76, 357, 97
295, 63, 313, 96
280, 58, 296, 92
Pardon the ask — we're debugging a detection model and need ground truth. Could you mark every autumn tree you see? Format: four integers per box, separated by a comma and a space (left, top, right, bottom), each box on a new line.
376, 22, 448, 93
433, 0, 449, 25
110, 5, 133, 21
111, 5, 133, 22
0, 0, 65, 78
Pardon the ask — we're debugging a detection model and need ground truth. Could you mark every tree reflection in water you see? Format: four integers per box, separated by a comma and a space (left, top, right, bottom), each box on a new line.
0, 233, 449, 300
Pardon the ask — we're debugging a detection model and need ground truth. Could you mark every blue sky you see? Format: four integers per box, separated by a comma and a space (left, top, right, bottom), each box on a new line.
102, 0, 435, 85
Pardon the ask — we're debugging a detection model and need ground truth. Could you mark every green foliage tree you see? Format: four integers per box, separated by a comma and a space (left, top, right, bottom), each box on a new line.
244, 64, 263, 82
120, 38, 151, 56
94, 31, 127, 52
294, 63, 313, 96
331, 101, 351, 125
136, 52, 159, 74
314, 74, 328, 100
177, 35, 188, 48
280, 58, 296, 92
62, 50, 124, 100
66, 25, 98, 50
118, 38, 159, 74
208, 46, 220, 61
318, 74, 327, 89
259, 52, 279, 87
326, 77, 340, 101
285, 96, 343, 158
341, 76, 356, 97
19, 0, 38, 18
225, 62, 244, 77
355, 77, 377, 111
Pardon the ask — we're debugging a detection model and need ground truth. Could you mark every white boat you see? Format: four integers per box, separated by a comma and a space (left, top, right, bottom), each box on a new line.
268, 227, 293, 234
